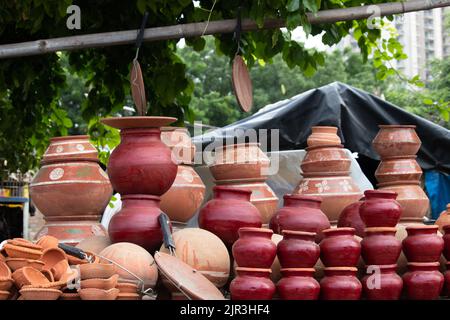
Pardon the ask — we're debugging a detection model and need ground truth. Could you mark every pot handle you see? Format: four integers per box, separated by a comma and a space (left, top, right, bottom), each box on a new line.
159, 212, 176, 255
58, 243, 87, 260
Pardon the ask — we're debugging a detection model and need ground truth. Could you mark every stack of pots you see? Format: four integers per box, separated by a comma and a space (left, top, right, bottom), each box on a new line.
293, 126, 363, 224
319, 227, 362, 300
30, 136, 113, 244
209, 143, 279, 227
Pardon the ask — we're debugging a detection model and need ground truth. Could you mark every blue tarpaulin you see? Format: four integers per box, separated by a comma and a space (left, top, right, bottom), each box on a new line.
425, 170, 450, 219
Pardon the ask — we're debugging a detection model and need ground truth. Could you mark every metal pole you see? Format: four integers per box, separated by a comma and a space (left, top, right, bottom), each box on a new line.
0, 0, 449, 59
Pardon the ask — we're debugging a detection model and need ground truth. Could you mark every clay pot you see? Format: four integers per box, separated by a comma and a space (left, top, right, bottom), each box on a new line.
436, 204, 450, 234
230, 267, 276, 300
307, 126, 341, 147
372, 125, 421, 158
40, 247, 67, 272
337, 198, 365, 237
36, 235, 59, 250
3, 244, 42, 260
50, 260, 71, 281
270, 195, 330, 242
443, 263, 450, 297
375, 156, 422, 183
0, 291, 9, 300
320, 267, 362, 300
0, 260, 11, 278
79, 287, 120, 300
359, 190, 402, 228
41, 135, 99, 163
99, 243, 158, 288
443, 225, 450, 261
361, 264, 403, 300
402, 225, 444, 262
4, 258, 44, 272
159, 228, 230, 288
81, 274, 119, 290
79, 263, 115, 280
403, 262, 444, 300
277, 230, 319, 268
76, 236, 111, 255
12, 267, 50, 289
116, 281, 139, 294
301, 144, 351, 173
277, 268, 320, 300
199, 186, 262, 247
361, 227, 402, 265
19, 287, 62, 300
160, 127, 195, 164
108, 195, 165, 253
320, 228, 360, 267
160, 165, 205, 223
233, 228, 276, 269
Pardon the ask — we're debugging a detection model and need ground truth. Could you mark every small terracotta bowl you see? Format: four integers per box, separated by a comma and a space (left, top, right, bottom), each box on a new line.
41, 269, 55, 282
3, 244, 42, 260
117, 293, 140, 300
36, 236, 59, 250
79, 263, 115, 280
5, 258, 45, 272
79, 288, 119, 300
60, 292, 80, 300
116, 281, 139, 294
41, 247, 67, 271
81, 274, 119, 290
12, 267, 50, 289
19, 287, 62, 300
0, 290, 9, 300
50, 259, 70, 281
0, 260, 11, 278
0, 277, 14, 291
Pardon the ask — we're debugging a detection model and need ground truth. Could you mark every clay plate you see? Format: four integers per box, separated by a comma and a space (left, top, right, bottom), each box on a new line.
3, 244, 42, 260
5, 258, 45, 272
19, 287, 62, 300
231, 55, 253, 112
100, 116, 177, 130
117, 293, 140, 300
0, 290, 9, 300
79, 288, 120, 300
81, 274, 119, 290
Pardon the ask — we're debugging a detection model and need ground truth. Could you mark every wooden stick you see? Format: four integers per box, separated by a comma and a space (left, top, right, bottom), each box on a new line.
0, 0, 449, 59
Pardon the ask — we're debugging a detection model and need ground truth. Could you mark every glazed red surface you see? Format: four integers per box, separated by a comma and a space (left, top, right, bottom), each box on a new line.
277, 230, 320, 268
320, 268, 362, 300
402, 263, 444, 300
361, 265, 403, 300
443, 225, 450, 261
277, 268, 320, 300
337, 199, 365, 238
402, 226, 444, 262
361, 228, 402, 265
359, 190, 402, 228
444, 267, 450, 297
230, 268, 275, 300
320, 228, 361, 267
232, 228, 276, 268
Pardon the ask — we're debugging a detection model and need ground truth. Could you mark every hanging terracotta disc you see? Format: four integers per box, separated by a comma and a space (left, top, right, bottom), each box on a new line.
232, 55, 253, 112
130, 59, 147, 116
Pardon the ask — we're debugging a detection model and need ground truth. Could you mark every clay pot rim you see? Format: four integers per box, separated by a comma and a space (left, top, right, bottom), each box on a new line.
41, 157, 100, 165
121, 194, 161, 201
213, 185, 252, 195
407, 262, 440, 267
280, 268, 315, 273
238, 227, 273, 235
377, 180, 420, 187
378, 125, 417, 129
405, 225, 438, 231
160, 126, 189, 132
49, 135, 89, 142
363, 189, 398, 198
305, 144, 344, 151
363, 264, 398, 271
324, 267, 358, 272
322, 227, 355, 235
281, 230, 316, 237
311, 126, 338, 131
100, 116, 177, 130
235, 267, 272, 274
364, 227, 397, 233
283, 194, 322, 203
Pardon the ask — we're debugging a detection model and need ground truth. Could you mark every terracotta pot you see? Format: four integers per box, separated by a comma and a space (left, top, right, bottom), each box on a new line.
230, 267, 275, 300
361, 264, 402, 300
277, 230, 319, 268
320, 228, 361, 267
108, 195, 165, 253
79, 287, 120, 300
320, 267, 362, 300
301, 144, 351, 173
12, 267, 50, 289
0, 278, 13, 291
294, 174, 363, 223
403, 262, 444, 300
402, 225, 444, 262
375, 156, 422, 183
233, 228, 276, 269
337, 198, 365, 237
7, 239, 42, 251
372, 125, 421, 158
0, 260, 11, 278
395, 220, 427, 275
36, 235, 59, 250
209, 143, 270, 181
359, 190, 402, 228
76, 236, 111, 255
41, 135, 99, 164
377, 181, 429, 221
79, 263, 115, 280
3, 244, 42, 260
270, 195, 330, 242
160, 127, 195, 164
443, 225, 450, 261
4, 258, 44, 272
436, 204, 450, 234
40, 247, 67, 272
20, 288, 62, 300
277, 268, 320, 300
361, 227, 401, 265
199, 186, 262, 247
160, 165, 205, 223
307, 126, 341, 147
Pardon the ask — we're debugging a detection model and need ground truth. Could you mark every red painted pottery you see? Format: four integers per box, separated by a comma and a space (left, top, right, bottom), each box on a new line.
199, 186, 262, 247
232, 228, 276, 269
372, 125, 421, 158
402, 262, 444, 300
277, 268, 320, 300
230, 267, 275, 300
101, 116, 178, 196
402, 225, 444, 262
337, 198, 365, 237
435, 204, 450, 234
443, 225, 450, 261
277, 230, 320, 268
375, 156, 422, 183
320, 267, 362, 300
359, 190, 402, 228
443, 262, 450, 297
361, 264, 402, 300
41, 135, 99, 163
301, 144, 351, 173
319, 228, 361, 267
361, 227, 402, 265
307, 126, 341, 147
108, 195, 166, 253
270, 195, 330, 242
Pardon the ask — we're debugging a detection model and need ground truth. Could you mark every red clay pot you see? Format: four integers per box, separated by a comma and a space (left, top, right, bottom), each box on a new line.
361, 264, 403, 300
270, 195, 330, 242
359, 190, 402, 228
372, 125, 421, 158
320, 267, 362, 300
402, 225, 444, 262
402, 262, 444, 300
277, 230, 319, 268
199, 186, 262, 247
277, 268, 320, 300
230, 267, 275, 300
361, 227, 402, 265
443, 262, 450, 297
337, 198, 365, 238
232, 228, 276, 269
108, 195, 166, 253
443, 225, 450, 261
320, 228, 361, 267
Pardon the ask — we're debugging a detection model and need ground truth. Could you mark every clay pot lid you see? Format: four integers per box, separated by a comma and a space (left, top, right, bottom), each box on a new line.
378, 124, 416, 129
405, 225, 438, 231
0, 261, 11, 278
214, 177, 267, 184
154, 251, 225, 300
231, 55, 253, 112
283, 194, 322, 203
364, 227, 397, 234
377, 180, 421, 187
100, 116, 177, 130
121, 194, 161, 201
281, 230, 316, 237
305, 144, 344, 151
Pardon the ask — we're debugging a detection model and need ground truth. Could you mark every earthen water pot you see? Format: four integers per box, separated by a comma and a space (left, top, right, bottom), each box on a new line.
307, 126, 341, 147
320, 267, 362, 300
436, 204, 450, 234
443, 262, 450, 297
402, 262, 444, 300
372, 125, 421, 158
359, 190, 402, 228
443, 225, 450, 261
270, 195, 330, 242
277, 268, 320, 300
230, 267, 276, 300
361, 227, 402, 265
337, 198, 365, 237
199, 186, 262, 247
320, 228, 361, 267
41, 135, 99, 164
76, 235, 112, 255
361, 264, 403, 300
301, 144, 351, 173
402, 225, 444, 262
375, 156, 422, 183
277, 230, 319, 268
232, 228, 276, 269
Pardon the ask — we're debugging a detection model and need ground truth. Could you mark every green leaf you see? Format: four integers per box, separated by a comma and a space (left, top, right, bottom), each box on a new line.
136, 0, 146, 14
286, 12, 302, 30
303, 0, 319, 13
423, 99, 434, 105
286, 0, 300, 12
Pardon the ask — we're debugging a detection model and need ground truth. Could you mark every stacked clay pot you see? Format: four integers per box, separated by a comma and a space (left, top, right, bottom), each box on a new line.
79, 263, 119, 300
293, 126, 363, 224
443, 225, 450, 297
337, 197, 365, 237
209, 143, 278, 226
30, 135, 112, 245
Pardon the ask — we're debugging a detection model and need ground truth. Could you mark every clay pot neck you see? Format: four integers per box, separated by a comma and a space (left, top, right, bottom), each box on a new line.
364, 264, 397, 274
235, 268, 271, 278
281, 268, 315, 277
324, 268, 357, 277
283, 195, 321, 209
406, 226, 438, 236
121, 195, 161, 207
364, 190, 397, 201
407, 263, 440, 272
323, 227, 355, 238
282, 230, 316, 242
238, 228, 272, 240
213, 187, 251, 201
120, 128, 162, 140
364, 228, 397, 236
311, 126, 338, 134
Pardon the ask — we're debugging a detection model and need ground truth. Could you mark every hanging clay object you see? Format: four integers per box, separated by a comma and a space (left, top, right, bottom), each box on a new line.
359, 190, 402, 228
361, 227, 402, 265
337, 197, 365, 238
436, 204, 450, 233
320, 267, 362, 300
361, 264, 403, 300
230, 267, 275, 300
319, 228, 361, 267
307, 126, 341, 147
402, 225, 444, 263
374, 156, 422, 183
277, 268, 320, 300
372, 125, 421, 158
232, 228, 276, 269
277, 230, 320, 268
232, 55, 253, 112
402, 262, 444, 300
